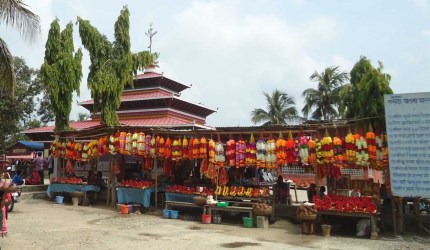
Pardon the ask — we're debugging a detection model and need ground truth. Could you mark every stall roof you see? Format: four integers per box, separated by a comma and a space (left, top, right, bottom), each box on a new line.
9, 141, 44, 151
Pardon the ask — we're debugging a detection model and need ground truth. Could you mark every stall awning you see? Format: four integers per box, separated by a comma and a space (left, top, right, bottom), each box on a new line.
6, 154, 35, 160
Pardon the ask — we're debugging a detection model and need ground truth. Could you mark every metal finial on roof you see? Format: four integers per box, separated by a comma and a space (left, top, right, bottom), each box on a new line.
145, 23, 157, 53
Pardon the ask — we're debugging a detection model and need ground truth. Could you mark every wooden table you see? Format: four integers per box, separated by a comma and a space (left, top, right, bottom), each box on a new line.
218, 196, 275, 221
318, 210, 380, 239
207, 205, 254, 218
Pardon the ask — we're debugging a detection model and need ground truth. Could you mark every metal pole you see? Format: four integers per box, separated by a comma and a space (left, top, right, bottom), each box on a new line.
155, 157, 158, 209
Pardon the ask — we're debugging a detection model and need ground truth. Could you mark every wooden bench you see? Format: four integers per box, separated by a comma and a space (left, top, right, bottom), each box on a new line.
164, 201, 207, 213
207, 205, 253, 218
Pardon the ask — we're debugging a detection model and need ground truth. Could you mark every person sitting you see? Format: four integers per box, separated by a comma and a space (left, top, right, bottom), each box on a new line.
307, 183, 317, 203
94, 171, 106, 190
25, 170, 41, 185
87, 170, 97, 185
319, 186, 326, 200
12, 170, 24, 186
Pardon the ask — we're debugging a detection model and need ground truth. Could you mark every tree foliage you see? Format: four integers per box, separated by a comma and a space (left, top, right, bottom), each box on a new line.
0, 0, 40, 98
251, 89, 299, 125
77, 6, 158, 126
339, 56, 393, 122
0, 57, 42, 152
40, 19, 83, 131
302, 66, 349, 120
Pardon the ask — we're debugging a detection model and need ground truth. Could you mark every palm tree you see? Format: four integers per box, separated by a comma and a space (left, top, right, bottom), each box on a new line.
0, 0, 40, 98
251, 89, 299, 125
302, 66, 348, 120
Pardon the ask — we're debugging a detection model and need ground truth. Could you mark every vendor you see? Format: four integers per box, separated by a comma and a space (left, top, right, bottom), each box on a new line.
87, 170, 97, 184
25, 170, 41, 185
276, 175, 289, 204
307, 183, 317, 202
319, 186, 326, 200
94, 171, 106, 190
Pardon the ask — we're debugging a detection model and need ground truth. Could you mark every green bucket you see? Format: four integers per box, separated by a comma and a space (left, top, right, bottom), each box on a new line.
243, 217, 254, 228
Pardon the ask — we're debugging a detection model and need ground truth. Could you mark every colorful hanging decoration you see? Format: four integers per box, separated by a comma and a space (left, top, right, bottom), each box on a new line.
321, 130, 334, 164
266, 134, 276, 169
333, 133, 345, 168
199, 137, 208, 159
355, 133, 369, 167
137, 132, 146, 156
276, 132, 287, 165
345, 130, 356, 165
235, 136, 246, 167
119, 131, 126, 154
245, 133, 256, 167
125, 132, 133, 155
366, 127, 376, 168
226, 136, 236, 167
132, 132, 138, 155
145, 134, 152, 156
285, 131, 295, 164
165, 137, 172, 159
307, 137, 316, 165
214, 136, 226, 168
208, 138, 216, 163
299, 135, 309, 165
182, 136, 189, 159
172, 138, 182, 161
256, 133, 267, 168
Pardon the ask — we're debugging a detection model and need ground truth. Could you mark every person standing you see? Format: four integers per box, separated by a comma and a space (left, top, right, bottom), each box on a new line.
47, 153, 54, 180
32, 152, 47, 185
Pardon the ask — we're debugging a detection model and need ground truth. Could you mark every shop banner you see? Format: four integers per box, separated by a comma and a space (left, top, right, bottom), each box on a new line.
385, 92, 430, 197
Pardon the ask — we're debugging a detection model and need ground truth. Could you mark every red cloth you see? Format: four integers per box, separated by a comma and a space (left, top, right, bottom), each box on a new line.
25, 171, 41, 185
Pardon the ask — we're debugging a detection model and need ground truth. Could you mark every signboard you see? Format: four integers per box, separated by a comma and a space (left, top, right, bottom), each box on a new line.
384, 92, 430, 197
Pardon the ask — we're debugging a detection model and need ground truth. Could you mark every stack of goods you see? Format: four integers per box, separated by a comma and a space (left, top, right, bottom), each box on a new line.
314, 195, 377, 214
118, 180, 153, 189
165, 185, 215, 196
297, 204, 318, 220
50, 177, 83, 184
253, 202, 273, 216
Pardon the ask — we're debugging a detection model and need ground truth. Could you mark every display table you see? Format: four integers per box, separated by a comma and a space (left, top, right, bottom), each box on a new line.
318, 210, 379, 239
47, 183, 100, 198
218, 196, 275, 221
165, 192, 198, 203
116, 187, 165, 208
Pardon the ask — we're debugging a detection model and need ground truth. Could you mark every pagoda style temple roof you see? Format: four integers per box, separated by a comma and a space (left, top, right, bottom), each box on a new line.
131, 72, 190, 93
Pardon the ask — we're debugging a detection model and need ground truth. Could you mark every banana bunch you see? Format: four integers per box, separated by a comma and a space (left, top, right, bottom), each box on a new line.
215, 186, 222, 195
222, 186, 230, 196
245, 187, 253, 197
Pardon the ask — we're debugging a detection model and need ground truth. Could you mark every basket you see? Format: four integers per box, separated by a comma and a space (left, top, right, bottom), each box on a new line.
193, 196, 207, 206
254, 207, 272, 216
296, 214, 317, 221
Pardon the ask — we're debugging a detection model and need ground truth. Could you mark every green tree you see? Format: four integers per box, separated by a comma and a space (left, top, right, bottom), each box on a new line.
339, 56, 393, 121
302, 66, 349, 120
77, 112, 90, 121
251, 89, 299, 125
40, 19, 83, 131
0, 57, 41, 152
0, 0, 40, 98
77, 6, 158, 126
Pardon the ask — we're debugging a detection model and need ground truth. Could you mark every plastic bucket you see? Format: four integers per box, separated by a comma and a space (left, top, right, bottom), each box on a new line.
120, 204, 129, 214
72, 197, 79, 206
163, 209, 170, 219
243, 217, 253, 228
212, 214, 222, 224
202, 214, 211, 224
170, 210, 179, 219
56, 196, 64, 204
321, 224, 331, 236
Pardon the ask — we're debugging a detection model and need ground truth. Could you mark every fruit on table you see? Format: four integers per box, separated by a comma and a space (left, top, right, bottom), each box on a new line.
237, 186, 245, 196
229, 186, 237, 196
298, 205, 317, 216
215, 186, 222, 195
222, 186, 230, 196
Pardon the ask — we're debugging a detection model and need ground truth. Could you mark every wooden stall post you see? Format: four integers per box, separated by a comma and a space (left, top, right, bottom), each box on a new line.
392, 197, 398, 235
398, 197, 404, 234
413, 197, 422, 234
154, 157, 158, 209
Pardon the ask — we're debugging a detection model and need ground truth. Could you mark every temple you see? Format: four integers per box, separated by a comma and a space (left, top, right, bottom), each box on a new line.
23, 69, 216, 142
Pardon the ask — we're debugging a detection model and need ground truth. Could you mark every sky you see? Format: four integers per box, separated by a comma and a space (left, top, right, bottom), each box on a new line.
1, 0, 429, 127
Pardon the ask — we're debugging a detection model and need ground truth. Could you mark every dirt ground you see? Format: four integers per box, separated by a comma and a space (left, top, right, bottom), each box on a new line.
0, 199, 429, 250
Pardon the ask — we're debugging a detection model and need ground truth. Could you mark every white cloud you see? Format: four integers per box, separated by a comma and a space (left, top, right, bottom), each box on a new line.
157, 1, 339, 126
413, 0, 429, 9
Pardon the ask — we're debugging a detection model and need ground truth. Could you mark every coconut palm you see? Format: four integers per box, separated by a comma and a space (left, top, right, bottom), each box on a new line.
0, 0, 40, 98
251, 89, 299, 125
302, 66, 348, 120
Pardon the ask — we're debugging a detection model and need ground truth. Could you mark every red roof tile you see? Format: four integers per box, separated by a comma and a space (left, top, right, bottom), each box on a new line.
79, 91, 174, 105
135, 72, 163, 79
23, 121, 102, 133
120, 117, 193, 127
